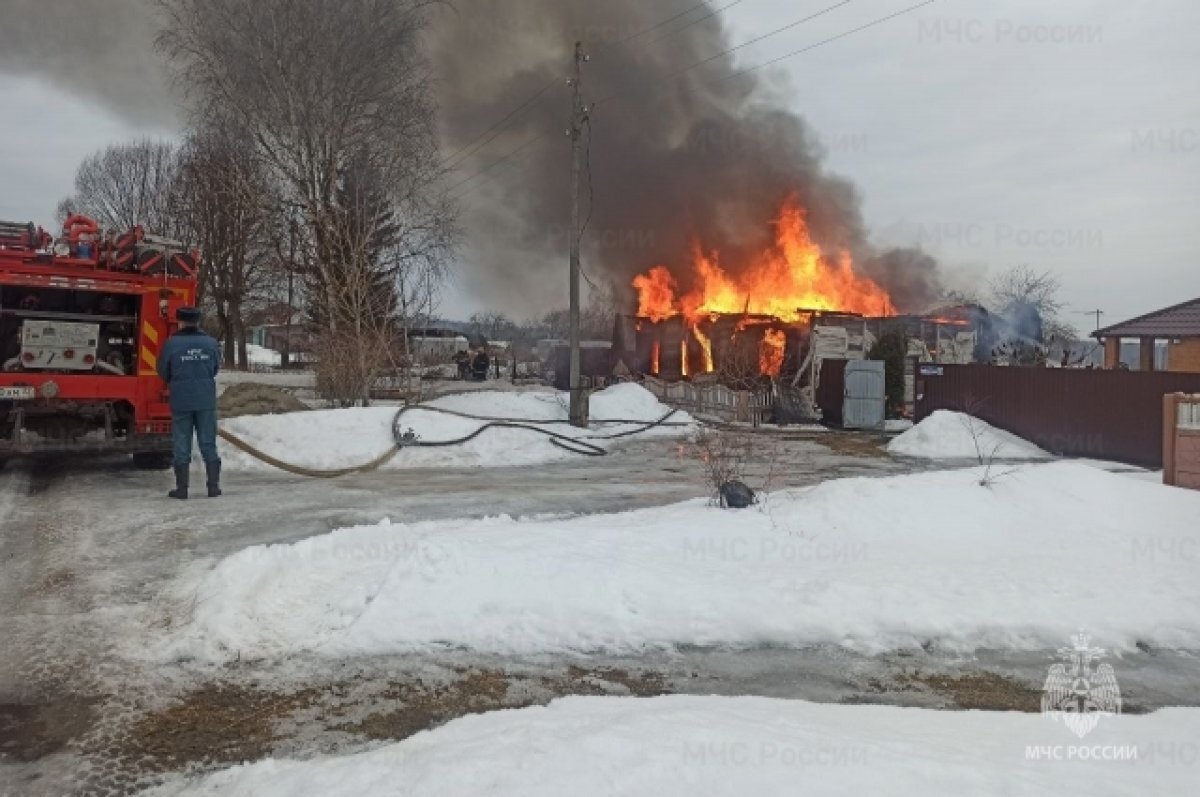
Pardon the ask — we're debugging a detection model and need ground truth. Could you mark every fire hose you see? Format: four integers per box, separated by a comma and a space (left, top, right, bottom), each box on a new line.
215, 404, 692, 479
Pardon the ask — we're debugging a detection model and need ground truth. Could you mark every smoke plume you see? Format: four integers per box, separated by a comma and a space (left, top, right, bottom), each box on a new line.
1, 0, 944, 316
0, 0, 176, 126
427, 0, 943, 315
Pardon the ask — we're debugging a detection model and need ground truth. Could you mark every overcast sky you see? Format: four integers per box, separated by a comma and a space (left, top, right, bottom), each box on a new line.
1, 0, 1197, 330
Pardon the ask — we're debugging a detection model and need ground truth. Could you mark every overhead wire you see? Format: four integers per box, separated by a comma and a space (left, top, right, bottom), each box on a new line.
654, 0, 850, 86
647, 0, 747, 46
716, 0, 937, 83
445, 129, 551, 200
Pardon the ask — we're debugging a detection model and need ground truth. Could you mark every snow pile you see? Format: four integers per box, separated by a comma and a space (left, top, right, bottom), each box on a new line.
161, 462, 1200, 661
245, 343, 282, 368
145, 695, 1200, 797
218, 383, 693, 471
888, 410, 1051, 459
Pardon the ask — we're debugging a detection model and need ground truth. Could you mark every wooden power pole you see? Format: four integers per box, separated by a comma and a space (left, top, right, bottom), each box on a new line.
1078, 309, 1105, 332
568, 41, 590, 427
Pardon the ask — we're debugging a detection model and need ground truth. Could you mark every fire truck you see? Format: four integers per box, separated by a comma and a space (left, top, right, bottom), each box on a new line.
0, 214, 199, 468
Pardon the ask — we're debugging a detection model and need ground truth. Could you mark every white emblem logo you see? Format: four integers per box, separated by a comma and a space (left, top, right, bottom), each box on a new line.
1041, 631, 1121, 738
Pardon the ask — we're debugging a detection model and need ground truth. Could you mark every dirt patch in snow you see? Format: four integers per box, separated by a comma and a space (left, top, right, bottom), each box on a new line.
896, 672, 1042, 711
337, 666, 669, 744
810, 431, 892, 459
218, 382, 310, 419
0, 697, 97, 762
90, 666, 669, 781
110, 684, 320, 774
556, 665, 669, 697
336, 669, 513, 742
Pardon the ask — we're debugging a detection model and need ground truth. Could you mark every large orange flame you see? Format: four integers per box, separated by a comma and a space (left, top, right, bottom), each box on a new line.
635, 198, 894, 323
760, 328, 786, 375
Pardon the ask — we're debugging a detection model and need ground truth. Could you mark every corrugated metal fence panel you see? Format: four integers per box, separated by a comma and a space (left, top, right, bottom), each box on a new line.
843, 360, 886, 430
915, 366, 1200, 467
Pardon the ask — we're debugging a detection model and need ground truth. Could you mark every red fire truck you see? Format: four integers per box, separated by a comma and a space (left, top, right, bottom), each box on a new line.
0, 215, 199, 468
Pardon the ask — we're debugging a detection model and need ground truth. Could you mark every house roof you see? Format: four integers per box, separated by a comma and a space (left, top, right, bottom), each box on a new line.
1093, 297, 1200, 339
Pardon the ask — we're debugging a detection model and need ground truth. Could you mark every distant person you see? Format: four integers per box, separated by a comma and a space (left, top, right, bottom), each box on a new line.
453, 349, 471, 380
471, 348, 490, 381
158, 306, 222, 500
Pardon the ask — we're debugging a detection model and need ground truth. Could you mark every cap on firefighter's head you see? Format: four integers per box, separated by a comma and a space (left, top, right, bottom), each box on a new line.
177, 306, 202, 325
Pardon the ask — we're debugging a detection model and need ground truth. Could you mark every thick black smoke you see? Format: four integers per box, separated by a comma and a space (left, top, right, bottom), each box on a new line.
860, 248, 944, 315
1, 0, 944, 315
0, 0, 176, 126
428, 0, 943, 314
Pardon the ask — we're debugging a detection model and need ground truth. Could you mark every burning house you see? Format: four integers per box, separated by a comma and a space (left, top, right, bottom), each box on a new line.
611, 199, 991, 403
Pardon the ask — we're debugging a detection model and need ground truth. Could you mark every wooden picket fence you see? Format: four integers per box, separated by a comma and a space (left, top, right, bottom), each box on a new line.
638, 376, 773, 425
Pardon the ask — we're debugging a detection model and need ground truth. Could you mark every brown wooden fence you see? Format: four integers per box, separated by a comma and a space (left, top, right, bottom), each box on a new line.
1164, 393, 1200, 489
915, 365, 1200, 467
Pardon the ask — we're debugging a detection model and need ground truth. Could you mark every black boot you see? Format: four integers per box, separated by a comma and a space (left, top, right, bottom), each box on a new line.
168, 464, 189, 500
206, 460, 222, 498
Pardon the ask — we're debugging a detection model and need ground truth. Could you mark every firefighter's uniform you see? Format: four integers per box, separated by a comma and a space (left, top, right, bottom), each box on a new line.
157, 307, 221, 499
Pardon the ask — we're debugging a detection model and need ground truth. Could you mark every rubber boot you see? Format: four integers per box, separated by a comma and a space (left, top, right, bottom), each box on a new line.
205, 460, 222, 498
168, 465, 189, 500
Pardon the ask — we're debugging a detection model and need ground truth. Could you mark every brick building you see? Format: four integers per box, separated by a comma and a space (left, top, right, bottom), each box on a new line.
1094, 297, 1200, 372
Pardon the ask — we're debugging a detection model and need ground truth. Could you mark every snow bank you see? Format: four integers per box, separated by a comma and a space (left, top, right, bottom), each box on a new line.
218, 383, 693, 471
146, 695, 1200, 797
161, 462, 1200, 661
888, 410, 1051, 459
245, 343, 282, 368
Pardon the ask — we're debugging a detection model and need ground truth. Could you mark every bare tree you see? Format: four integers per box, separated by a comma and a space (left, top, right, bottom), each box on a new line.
57, 139, 179, 233
173, 122, 275, 367
990, 266, 1063, 318
158, 0, 453, 346
542, 286, 618, 340
469, 312, 515, 343
988, 265, 1077, 364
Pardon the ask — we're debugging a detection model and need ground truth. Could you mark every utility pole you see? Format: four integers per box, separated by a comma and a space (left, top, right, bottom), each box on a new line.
567, 40, 590, 427
1077, 309, 1105, 332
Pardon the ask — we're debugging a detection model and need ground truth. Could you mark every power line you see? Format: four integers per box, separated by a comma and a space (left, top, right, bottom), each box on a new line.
1075, 308, 1105, 332
716, 0, 936, 83
623, 1, 712, 45
446, 130, 551, 199
586, 0, 851, 109
648, 0, 747, 46
661, 0, 850, 82
578, 114, 600, 292
440, 84, 553, 173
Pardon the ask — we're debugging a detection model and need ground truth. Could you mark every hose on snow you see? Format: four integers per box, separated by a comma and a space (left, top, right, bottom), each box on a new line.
216, 401, 693, 478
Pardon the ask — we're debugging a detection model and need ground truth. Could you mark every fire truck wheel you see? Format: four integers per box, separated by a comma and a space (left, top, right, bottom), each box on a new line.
132, 452, 173, 471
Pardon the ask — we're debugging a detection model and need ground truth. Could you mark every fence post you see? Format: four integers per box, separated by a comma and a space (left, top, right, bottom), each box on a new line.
1163, 392, 1180, 486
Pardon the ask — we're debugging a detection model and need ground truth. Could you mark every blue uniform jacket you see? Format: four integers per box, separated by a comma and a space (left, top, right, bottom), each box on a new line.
157, 328, 221, 413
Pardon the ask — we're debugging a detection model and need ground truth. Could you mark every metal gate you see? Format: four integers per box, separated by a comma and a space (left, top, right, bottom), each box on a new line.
843, 360, 885, 430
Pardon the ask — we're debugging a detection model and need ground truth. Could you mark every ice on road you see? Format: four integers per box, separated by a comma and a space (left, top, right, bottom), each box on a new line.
159, 461, 1200, 662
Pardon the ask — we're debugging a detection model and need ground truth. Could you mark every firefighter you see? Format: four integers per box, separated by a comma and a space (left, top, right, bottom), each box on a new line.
157, 306, 222, 499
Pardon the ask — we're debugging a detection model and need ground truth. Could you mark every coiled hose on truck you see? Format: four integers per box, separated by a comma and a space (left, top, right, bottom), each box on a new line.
216, 403, 691, 479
